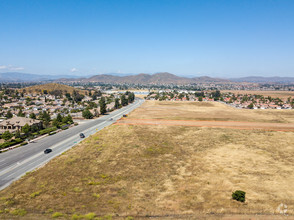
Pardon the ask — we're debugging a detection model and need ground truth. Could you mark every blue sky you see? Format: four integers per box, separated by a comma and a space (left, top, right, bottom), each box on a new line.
0, 0, 294, 77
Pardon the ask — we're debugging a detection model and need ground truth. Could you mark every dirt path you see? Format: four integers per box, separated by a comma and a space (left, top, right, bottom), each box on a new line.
115, 118, 294, 132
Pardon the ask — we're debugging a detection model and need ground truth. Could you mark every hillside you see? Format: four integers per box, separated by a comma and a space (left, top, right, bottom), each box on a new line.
82, 72, 228, 84
22, 83, 86, 95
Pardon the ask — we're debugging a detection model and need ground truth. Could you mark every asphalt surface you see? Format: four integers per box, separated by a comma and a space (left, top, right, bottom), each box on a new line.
0, 98, 144, 191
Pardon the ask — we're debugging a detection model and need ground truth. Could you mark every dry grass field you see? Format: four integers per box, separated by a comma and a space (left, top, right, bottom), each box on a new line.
128, 101, 294, 123
222, 90, 294, 99
0, 101, 293, 219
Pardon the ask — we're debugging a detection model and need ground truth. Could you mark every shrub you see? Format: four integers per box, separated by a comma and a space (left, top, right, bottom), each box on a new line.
71, 213, 83, 220
84, 212, 96, 220
20, 142, 28, 146
10, 208, 27, 216
0, 138, 23, 149
52, 212, 63, 218
92, 193, 100, 198
30, 191, 41, 198
39, 127, 57, 135
232, 190, 246, 202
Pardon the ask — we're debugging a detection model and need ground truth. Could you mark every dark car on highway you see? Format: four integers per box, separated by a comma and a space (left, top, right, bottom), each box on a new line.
44, 149, 52, 154
80, 133, 85, 138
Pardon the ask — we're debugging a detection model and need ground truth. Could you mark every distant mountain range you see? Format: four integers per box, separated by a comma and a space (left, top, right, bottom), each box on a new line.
0, 72, 88, 82
80, 72, 228, 84
229, 76, 294, 83
0, 72, 294, 84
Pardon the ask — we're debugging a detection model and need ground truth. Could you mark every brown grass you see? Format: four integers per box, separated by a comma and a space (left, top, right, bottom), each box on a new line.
116, 118, 294, 132
0, 101, 293, 219
128, 101, 294, 123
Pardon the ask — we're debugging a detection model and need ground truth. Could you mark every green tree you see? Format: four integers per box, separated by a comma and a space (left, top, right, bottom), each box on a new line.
99, 97, 107, 115
56, 113, 63, 122
17, 108, 25, 117
198, 96, 203, 102
248, 103, 254, 109
15, 130, 21, 139
22, 123, 31, 135
66, 114, 73, 124
31, 124, 39, 132
2, 131, 13, 141
52, 119, 60, 128
39, 111, 51, 128
114, 98, 120, 109
82, 109, 93, 119
127, 92, 135, 103
6, 110, 13, 119
29, 113, 36, 119
121, 95, 128, 106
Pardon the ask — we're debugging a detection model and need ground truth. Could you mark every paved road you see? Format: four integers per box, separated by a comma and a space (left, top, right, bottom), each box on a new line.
0, 98, 144, 191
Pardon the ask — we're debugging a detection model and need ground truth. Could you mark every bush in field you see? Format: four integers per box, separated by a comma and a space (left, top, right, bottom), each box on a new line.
52, 212, 63, 218
232, 190, 246, 202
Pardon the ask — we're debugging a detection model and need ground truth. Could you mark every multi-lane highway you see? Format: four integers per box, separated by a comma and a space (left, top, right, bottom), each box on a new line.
0, 98, 144, 191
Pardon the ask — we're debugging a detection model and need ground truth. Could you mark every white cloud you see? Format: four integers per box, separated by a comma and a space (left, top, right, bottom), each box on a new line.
0, 65, 24, 71
70, 68, 78, 72
10, 67, 24, 71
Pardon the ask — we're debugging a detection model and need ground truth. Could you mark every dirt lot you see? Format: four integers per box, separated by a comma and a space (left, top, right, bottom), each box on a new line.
128, 101, 294, 123
0, 101, 293, 219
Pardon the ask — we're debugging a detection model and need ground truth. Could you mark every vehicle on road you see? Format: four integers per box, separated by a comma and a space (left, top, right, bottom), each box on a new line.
79, 133, 85, 138
44, 149, 52, 154
109, 118, 113, 121
123, 114, 127, 117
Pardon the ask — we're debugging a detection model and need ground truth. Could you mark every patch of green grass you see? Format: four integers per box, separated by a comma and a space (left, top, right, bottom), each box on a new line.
73, 187, 82, 192
92, 193, 100, 198
100, 174, 108, 179
52, 212, 63, 218
71, 213, 83, 219
30, 191, 41, 198
84, 212, 96, 219
88, 181, 101, 185
10, 208, 27, 216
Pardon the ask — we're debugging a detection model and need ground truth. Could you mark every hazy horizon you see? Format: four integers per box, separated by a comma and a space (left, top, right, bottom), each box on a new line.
1, 0, 294, 77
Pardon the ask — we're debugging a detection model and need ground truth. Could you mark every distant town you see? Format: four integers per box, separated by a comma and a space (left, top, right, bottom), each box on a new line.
146, 90, 294, 109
